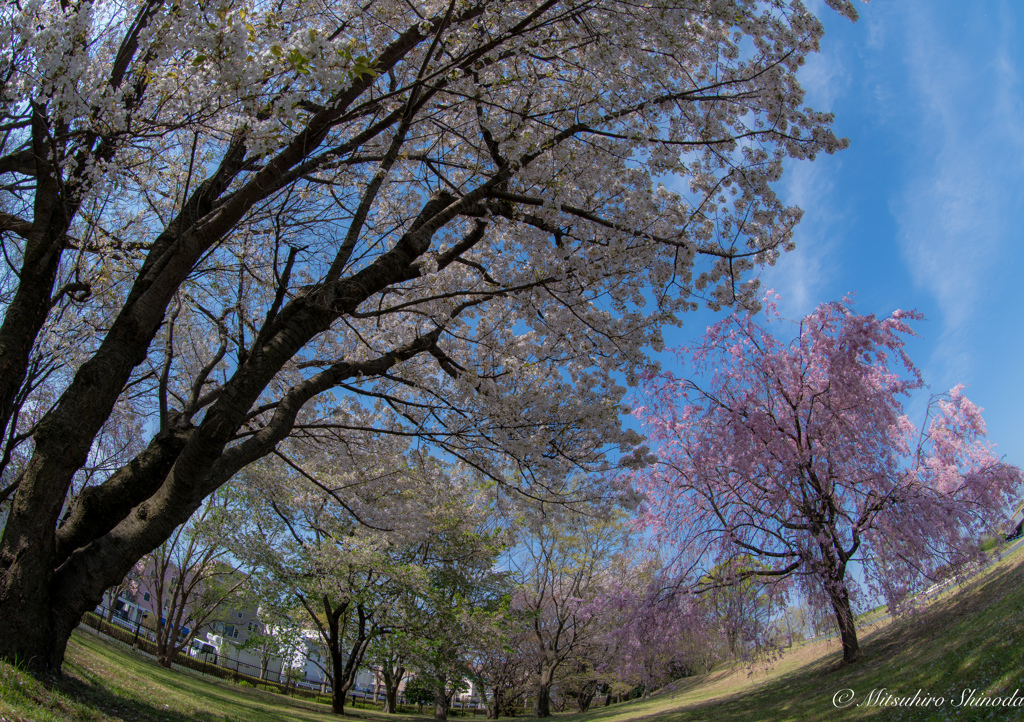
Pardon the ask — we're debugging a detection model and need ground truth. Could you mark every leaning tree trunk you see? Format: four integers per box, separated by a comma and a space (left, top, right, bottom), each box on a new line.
577, 680, 599, 713
827, 581, 861, 664
0, 124, 250, 676
0, 146, 454, 677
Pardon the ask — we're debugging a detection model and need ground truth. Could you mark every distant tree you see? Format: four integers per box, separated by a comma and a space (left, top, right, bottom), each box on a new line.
366, 637, 409, 714
264, 531, 399, 714
391, 499, 510, 721
237, 630, 291, 682
144, 489, 247, 667
232, 575, 312, 683
466, 614, 533, 719
593, 555, 721, 702
513, 506, 629, 717
779, 604, 813, 647
235, 444, 508, 716
551, 546, 661, 710
102, 558, 146, 623
236, 633, 275, 681
404, 678, 438, 715
635, 297, 1022, 664
700, 556, 783, 658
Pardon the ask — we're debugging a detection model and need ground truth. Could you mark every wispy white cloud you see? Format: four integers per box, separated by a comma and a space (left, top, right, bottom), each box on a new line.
761, 158, 843, 319
757, 5, 856, 321
891, 0, 1024, 382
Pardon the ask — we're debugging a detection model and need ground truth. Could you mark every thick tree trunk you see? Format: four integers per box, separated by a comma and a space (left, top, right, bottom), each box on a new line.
381, 663, 404, 713
535, 660, 557, 718
0, 577, 81, 674
0, 188, 447, 676
0, 229, 62, 446
487, 687, 503, 719
827, 583, 861, 664
434, 679, 450, 721
330, 645, 348, 714
0, 112, 71, 457
320, 600, 379, 715
577, 681, 598, 712
535, 682, 552, 718
384, 687, 400, 714
0, 129, 254, 671
156, 634, 174, 668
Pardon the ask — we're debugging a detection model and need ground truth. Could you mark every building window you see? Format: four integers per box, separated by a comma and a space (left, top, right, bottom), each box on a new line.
143, 592, 150, 602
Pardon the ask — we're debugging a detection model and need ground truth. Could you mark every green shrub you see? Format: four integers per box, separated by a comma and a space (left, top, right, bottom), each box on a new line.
980, 536, 1002, 553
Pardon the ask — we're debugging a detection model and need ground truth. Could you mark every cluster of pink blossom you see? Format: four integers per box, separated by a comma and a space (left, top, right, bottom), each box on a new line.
632, 297, 1021, 664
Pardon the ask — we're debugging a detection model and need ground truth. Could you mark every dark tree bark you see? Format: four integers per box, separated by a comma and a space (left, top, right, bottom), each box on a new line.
828, 583, 862, 664
486, 687, 503, 719
576, 680, 599, 713
817, 533, 862, 664
535, 662, 555, 718
434, 678, 451, 721
380, 660, 406, 714
296, 593, 380, 716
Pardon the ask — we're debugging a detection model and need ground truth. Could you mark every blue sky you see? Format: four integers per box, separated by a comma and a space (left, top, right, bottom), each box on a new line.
662, 0, 1024, 470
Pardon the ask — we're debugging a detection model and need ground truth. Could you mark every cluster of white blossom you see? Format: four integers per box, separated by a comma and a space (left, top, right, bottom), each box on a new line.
0, 0, 857, 670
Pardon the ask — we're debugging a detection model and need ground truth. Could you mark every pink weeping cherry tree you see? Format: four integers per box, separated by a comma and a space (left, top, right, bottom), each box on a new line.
633, 296, 1022, 664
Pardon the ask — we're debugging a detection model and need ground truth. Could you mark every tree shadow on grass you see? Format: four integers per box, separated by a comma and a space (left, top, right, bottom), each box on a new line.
24, 672, 224, 722
595, 555, 1024, 722
57, 643, 317, 722
65, 631, 349, 721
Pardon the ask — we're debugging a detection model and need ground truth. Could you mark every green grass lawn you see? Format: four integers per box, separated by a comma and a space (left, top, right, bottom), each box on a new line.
3, 543, 1024, 721
560, 543, 1024, 722
0, 631, 422, 722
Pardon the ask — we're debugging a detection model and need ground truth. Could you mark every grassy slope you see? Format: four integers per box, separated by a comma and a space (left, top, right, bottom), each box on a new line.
2, 545, 1022, 721
562, 543, 1024, 722
0, 631, 420, 722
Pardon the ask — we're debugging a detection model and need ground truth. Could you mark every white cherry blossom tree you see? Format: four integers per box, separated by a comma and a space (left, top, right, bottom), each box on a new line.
0, 0, 854, 672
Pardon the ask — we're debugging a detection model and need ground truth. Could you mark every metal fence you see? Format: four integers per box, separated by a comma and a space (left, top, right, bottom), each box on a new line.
84, 605, 336, 699
80, 605, 490, 714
